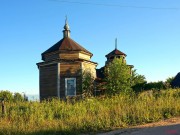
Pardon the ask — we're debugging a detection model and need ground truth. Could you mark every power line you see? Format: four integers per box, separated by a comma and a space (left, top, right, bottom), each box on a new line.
49, 0, 180, 10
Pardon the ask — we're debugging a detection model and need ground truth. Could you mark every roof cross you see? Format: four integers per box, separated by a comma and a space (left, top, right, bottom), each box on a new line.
65, 15, 68, 24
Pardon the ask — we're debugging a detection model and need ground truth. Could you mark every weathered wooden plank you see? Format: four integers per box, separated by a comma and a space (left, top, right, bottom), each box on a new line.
59, 53, 79, 59
40, 64, 57, 100
60, 63, 81, 75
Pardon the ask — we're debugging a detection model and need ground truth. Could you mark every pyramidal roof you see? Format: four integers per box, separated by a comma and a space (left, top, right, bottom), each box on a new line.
105, 48, 127, 57
42, 37, 92, 55
42, 18, 92, 60
105, 38, 127, 57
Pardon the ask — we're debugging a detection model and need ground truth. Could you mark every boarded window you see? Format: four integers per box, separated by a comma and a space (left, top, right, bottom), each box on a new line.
65, 78, 76, 96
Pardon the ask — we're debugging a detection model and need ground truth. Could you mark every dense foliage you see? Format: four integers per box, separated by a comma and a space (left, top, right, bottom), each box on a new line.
165, 77, 175, 89
131, 69, 146, 92
0, 90, 24, 102
133, 77, 175, 92
82, 70, 95, 98
0, 89, 180, 135
104, 58, 132, 94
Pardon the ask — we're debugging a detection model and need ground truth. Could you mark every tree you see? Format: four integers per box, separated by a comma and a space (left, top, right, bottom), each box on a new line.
82, 69, 95, 98
14, 92, 24, 102
164, 77, 174, 89
144, 81, 165, 90
0, 90, 13, 102
104, 58, 131, 95
131, 70, 146, 92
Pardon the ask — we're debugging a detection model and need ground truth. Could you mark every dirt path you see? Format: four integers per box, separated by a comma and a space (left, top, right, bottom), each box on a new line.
97, 117, 180, 135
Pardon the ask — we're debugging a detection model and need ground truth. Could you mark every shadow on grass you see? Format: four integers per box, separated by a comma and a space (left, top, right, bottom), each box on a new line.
0, 129, 82, 135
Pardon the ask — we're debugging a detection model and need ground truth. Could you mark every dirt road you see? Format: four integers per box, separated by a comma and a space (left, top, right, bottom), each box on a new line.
97, 117, 180, 135
120, 124, 180, 135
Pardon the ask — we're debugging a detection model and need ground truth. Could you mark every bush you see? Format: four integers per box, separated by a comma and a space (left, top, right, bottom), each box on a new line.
0, 90, 24, 102
14, 93, 24, 102
0, 90, 13, 102
82, 70, 95, 98
144, 81, 165, 90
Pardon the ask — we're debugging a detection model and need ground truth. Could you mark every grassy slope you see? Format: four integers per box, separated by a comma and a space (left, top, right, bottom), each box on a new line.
0, 89, 180, 135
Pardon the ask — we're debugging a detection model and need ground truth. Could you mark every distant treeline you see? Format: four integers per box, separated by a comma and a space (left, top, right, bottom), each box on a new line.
132, 78, 174, 92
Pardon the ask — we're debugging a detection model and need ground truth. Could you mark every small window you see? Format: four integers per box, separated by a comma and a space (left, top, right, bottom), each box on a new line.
65, 78, 76, 96
110, 56, 114, 59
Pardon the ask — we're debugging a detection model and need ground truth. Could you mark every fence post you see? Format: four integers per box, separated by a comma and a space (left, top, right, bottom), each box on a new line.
2, 99, 5, 116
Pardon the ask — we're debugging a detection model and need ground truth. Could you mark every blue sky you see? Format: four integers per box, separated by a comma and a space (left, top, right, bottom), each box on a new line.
0, 0, 180, 95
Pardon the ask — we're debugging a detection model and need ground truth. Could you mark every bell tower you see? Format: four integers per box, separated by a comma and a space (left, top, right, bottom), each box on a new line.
105, 38, 127, 65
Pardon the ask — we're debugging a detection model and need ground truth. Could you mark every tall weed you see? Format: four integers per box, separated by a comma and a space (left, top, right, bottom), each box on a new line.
0, 89, 179, 134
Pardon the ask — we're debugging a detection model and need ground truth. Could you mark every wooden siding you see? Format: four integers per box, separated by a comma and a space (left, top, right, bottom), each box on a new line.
60, 63, 81, 76
79, 52, 91, 60
59, 62, 82, 98
44, 53, 59, 61
82, 61, 97, 78
39, 64, 57, 100
59, 53, 79, 60
44, 51, 91, 61
38, 60, 97, 100
59, 76, 82, 98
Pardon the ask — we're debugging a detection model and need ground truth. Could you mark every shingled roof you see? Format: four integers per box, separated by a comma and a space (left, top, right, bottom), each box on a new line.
42, 19, 93, 61
42, 37, 92, 56
171, 72, 180, 88
105, 49, 127, 58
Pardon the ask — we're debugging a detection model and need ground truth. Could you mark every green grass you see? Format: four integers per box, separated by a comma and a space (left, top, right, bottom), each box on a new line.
0, 89, 180, 135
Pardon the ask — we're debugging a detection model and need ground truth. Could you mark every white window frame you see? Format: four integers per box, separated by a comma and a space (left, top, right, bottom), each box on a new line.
57, 63, 60, 98
65, 78, 76, 96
